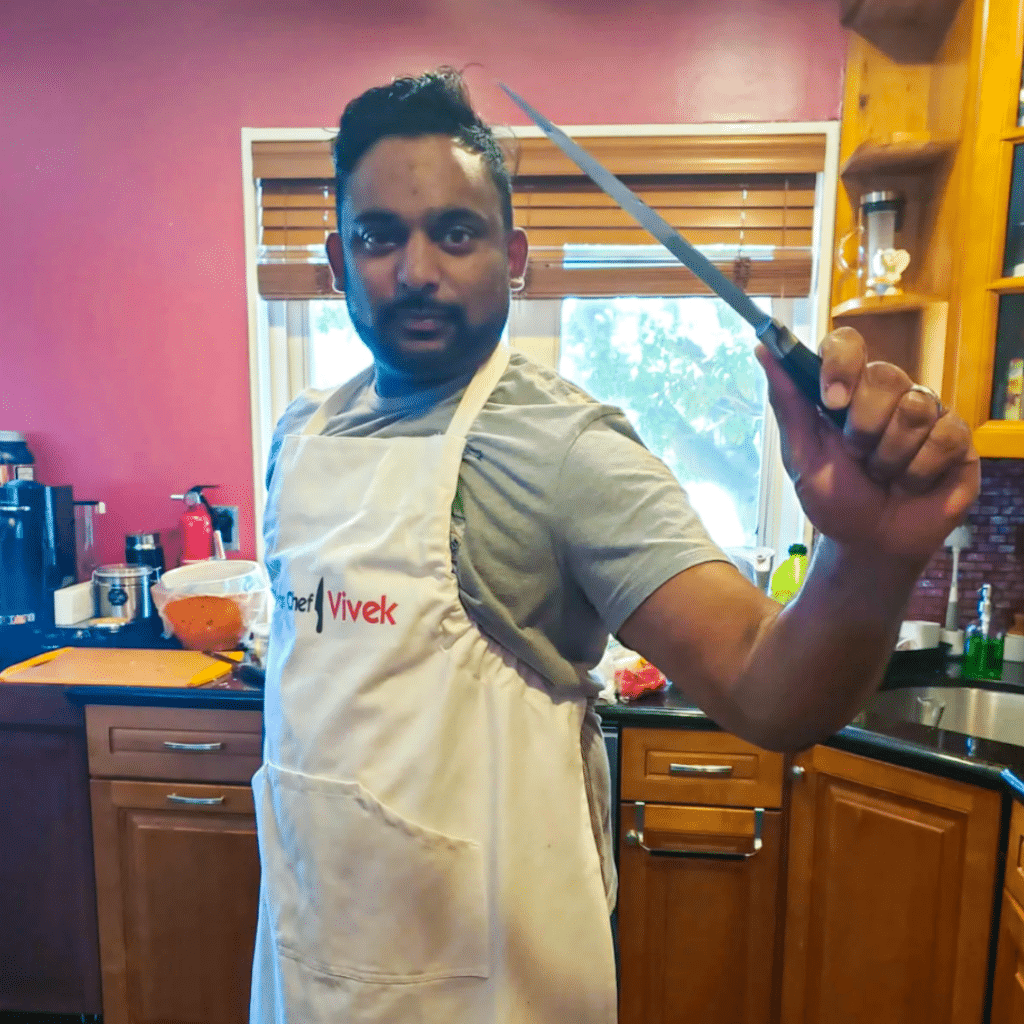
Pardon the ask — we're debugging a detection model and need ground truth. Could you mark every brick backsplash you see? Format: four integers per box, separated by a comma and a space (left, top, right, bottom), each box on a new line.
904, 459, 1024, 631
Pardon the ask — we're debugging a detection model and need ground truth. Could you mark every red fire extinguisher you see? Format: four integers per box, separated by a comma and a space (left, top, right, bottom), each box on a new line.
171, 485, 218, 564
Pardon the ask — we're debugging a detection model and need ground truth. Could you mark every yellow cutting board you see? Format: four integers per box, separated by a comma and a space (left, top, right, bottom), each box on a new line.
0, 647, 240, 688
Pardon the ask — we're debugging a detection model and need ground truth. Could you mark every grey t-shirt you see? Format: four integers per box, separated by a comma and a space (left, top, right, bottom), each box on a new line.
266, 350, 728, 691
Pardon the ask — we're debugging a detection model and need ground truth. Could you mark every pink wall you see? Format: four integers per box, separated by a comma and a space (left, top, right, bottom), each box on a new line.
1, 0, 845, 568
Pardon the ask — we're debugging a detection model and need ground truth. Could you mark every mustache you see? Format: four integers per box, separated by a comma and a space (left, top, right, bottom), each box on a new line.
380, 297, 462, 323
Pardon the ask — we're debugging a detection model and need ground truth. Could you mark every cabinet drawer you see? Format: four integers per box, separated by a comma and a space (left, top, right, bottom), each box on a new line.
620, 728, 784, 808
86, 705, 263, 783
1006, 800, 1024, 910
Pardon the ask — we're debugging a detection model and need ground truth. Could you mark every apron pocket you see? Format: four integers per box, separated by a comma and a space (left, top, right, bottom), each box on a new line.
254, 763, 490, 984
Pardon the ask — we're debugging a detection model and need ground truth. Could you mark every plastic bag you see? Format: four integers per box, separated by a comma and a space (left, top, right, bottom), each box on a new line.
150, 568, 269, 651
594, 636, 668, 702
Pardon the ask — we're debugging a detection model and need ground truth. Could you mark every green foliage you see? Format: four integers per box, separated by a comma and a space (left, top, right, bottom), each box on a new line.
560, 297, 767, 532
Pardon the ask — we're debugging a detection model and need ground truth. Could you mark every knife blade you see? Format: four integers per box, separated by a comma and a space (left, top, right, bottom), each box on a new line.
498, 83, 845, 429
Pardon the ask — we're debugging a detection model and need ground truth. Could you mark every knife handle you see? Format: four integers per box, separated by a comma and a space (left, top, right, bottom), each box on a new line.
773, 329, 847, 430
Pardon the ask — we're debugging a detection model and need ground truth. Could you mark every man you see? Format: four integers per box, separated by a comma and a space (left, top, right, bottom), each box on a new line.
250, 70, 978, 1024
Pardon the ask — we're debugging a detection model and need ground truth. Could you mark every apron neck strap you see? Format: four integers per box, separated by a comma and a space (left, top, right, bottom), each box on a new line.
446, 343, 510, 440
302, 344, 510, 439
302, 368, 373, 437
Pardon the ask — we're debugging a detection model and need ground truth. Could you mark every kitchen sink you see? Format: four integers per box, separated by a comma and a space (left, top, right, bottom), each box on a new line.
859, 686, 1024, 747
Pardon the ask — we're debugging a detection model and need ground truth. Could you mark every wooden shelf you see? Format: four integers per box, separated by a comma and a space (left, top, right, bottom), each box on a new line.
831, 293, 943, 317
840, 0, 965, 64
840, 139, 956, 181
830, 295, 946, 394
973, 420, 1024, 458
987, 277, 1024, 294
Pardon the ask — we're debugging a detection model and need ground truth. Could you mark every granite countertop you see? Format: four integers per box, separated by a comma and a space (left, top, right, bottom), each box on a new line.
600, 652, 1024, 799
48, 650, 1024, 803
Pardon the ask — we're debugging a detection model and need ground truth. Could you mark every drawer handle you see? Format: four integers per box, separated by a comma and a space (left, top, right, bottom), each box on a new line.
167, 794, 226, 806
625, 801, 763, 860
669, 762, 733, 777
163, 740, 224, 752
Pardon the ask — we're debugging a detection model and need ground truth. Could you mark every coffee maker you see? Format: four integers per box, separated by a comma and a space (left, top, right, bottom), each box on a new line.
0, 480, 76, 630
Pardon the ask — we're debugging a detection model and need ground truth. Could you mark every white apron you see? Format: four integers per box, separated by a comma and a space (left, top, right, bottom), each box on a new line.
250, 343, 618, 1024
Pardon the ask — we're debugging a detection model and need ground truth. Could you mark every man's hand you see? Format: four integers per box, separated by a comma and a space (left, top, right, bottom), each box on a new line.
756, 327, 980, 561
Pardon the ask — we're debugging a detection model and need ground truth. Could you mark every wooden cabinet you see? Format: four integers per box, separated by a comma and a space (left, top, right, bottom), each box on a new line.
0, 685, 101, 1015
992, 889, 1024, 1024
828, 0, 978, 402
781, 744, 1001, 1024
949, 0, 1024, 456
990, 800, 1024, 1024
618, 729, 1005, 1024
86, 704, 262, 1024
617, 729, 786, 1024
840, 0, 965, 64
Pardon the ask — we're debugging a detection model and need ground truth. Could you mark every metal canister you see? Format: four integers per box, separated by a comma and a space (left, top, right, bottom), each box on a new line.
92, 564, 155, 621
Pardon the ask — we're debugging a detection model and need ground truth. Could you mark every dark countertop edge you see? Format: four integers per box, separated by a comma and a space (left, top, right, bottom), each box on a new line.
597, 699, 1013, 793
56, 682, 1024, 801
63, 685, 264, 712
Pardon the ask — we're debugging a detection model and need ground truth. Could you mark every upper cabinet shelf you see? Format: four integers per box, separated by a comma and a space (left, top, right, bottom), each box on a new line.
840, 0, 966, 64
831, 293, 943, 318
840, 137, 956, 182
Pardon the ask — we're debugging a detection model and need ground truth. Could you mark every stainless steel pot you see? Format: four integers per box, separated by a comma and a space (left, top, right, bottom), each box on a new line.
92, 563, 154, 621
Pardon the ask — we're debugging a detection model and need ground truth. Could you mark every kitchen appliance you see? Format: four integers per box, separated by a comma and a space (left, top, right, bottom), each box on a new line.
498, 84, 846, 430
73, 499, 105, 581
125, 531, 165, 578
92, 563, 155, 622
0, 431, 34, 484
0, 480, 76, 630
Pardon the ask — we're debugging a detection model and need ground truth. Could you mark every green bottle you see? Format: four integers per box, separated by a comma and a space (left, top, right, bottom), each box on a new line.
770, 543, 809, 605
963, 584, 1004, 681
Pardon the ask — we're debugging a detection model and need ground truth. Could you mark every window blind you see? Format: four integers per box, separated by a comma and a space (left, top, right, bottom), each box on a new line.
252, 134, 824, 300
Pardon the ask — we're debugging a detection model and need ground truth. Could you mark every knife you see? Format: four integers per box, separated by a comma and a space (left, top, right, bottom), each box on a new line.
498, 83, 845, 429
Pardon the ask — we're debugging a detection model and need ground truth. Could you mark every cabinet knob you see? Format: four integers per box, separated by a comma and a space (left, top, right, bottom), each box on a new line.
791, 764, 806, 778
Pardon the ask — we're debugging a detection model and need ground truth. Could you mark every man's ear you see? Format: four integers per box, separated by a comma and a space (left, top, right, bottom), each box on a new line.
325, 232, 346, 293
507, 227, 529, 291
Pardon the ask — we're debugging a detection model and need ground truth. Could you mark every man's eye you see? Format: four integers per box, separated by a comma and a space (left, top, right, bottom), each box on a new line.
442, 226, 476, 247
355, 228, 398, 251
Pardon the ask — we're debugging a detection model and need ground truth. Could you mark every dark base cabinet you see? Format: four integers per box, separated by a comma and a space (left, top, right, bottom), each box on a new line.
0, 686, 102, 1015
86, 704, 264, 1024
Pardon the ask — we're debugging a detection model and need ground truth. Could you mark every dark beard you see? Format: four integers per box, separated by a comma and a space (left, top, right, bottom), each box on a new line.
346, 293, 510, 393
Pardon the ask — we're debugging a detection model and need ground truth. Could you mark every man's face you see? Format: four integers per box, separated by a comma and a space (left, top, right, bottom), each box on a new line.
327, 135, 528, 393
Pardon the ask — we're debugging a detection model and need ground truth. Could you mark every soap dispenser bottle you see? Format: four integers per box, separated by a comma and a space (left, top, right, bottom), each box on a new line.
964, 584, 1004, 680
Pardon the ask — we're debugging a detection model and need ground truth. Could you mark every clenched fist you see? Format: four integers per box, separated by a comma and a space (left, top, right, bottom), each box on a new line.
756, 326, 979, 561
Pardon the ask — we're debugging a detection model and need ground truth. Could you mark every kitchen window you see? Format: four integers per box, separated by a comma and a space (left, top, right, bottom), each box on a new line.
242, 125, 840, 558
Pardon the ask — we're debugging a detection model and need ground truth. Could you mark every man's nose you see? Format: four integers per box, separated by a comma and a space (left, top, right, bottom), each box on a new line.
397, 232, 441, 292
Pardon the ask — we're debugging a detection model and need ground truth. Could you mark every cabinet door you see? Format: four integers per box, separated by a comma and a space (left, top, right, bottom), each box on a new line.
951, 0, 1024, 455
0, 722, 101, 1014
91, 778, 260, 1024
618, 802, 783, 1024
781, 745, 1001, 1024
992, 889, 1024, 1024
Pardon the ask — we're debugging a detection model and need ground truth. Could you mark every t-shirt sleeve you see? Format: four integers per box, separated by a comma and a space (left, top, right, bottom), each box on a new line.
555, 412, 732, 635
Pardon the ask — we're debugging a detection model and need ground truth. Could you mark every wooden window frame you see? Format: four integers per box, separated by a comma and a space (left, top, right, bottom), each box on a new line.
242, 123, 841, 560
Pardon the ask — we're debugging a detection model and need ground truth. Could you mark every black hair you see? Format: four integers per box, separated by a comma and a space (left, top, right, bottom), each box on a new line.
332, 67, 514, 232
